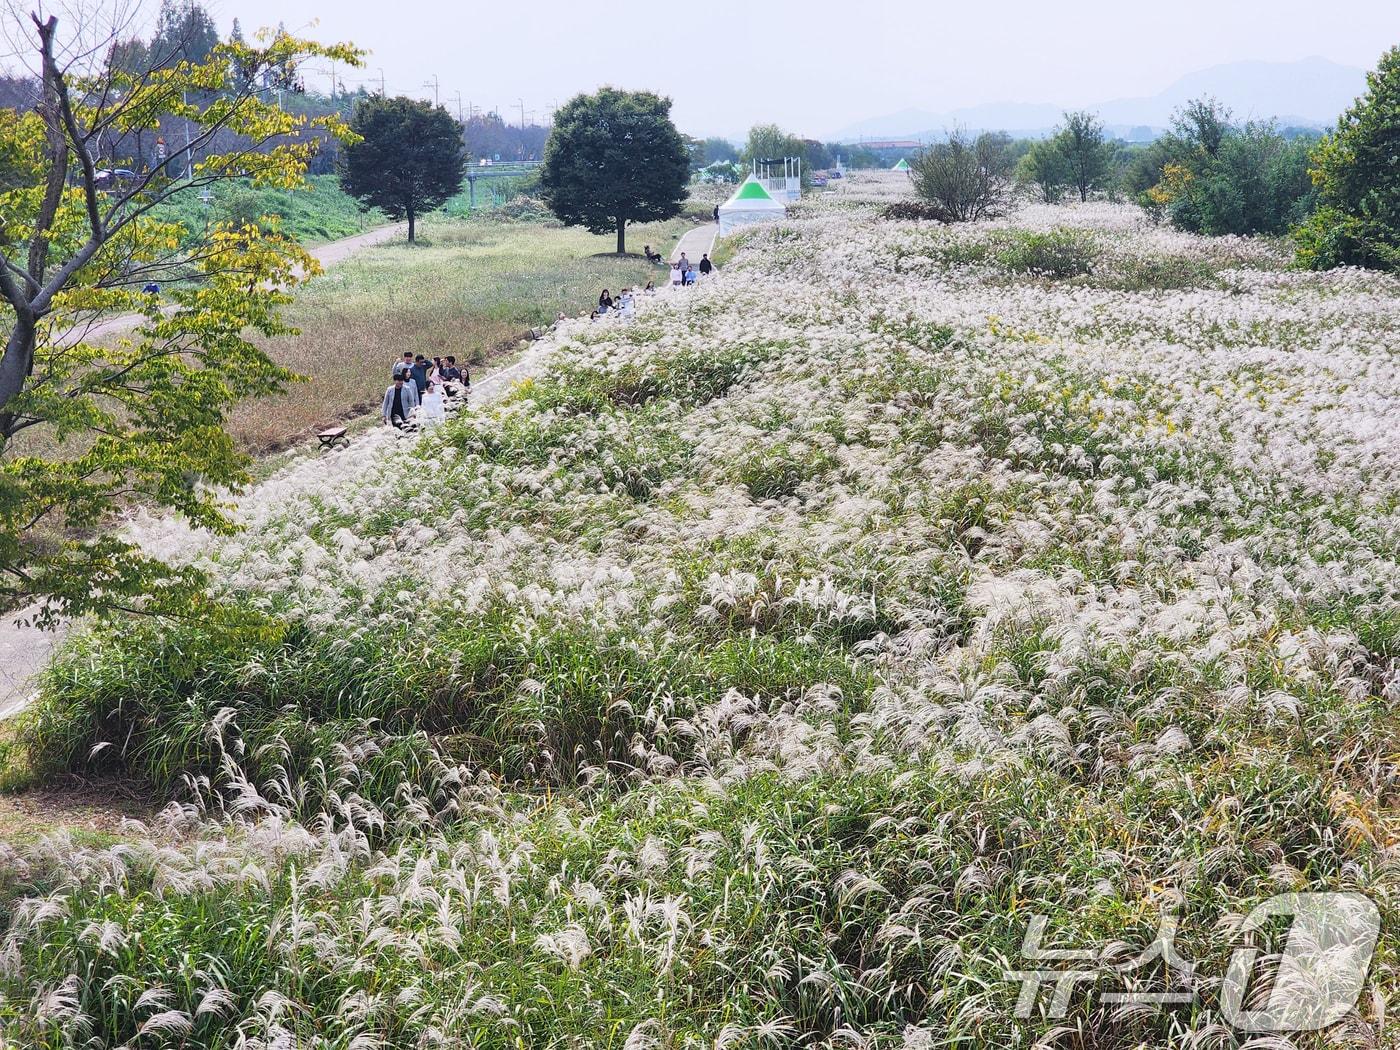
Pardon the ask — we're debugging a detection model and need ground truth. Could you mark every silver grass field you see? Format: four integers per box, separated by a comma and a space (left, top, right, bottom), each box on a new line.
1, 172, 1398, 1048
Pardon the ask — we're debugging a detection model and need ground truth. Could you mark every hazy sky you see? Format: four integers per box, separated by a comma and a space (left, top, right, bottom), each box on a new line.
63, 0, 1400, 138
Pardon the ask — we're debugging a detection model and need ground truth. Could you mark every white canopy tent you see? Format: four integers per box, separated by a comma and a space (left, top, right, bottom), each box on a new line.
717, 176, 787, 237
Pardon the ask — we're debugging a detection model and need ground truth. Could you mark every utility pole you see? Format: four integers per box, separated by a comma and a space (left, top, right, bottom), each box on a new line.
517, 98, 525, 129
448, 92, 463, 122
424, 75, 440, 108
377, 67, 386, 95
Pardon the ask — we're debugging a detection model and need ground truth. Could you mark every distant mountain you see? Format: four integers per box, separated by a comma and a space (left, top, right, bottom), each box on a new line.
834, 57, 1367, 142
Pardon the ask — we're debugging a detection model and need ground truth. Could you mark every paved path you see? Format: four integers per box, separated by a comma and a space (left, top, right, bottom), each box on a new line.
76, 222, 409, 343
0, 326, 542, 725
0, 614, 50, 721
670, 222, 718, 265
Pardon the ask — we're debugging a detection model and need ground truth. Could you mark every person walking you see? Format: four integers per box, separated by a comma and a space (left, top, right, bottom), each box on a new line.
382, 374, 419, 428
392, 351, 414, 379
678, 252, 689, 272
699, 254, 713, 276
713, 204, 719, 224
409, 355, 431, 396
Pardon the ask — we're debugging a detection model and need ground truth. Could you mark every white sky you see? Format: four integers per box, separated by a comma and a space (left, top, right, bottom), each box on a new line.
50, 0, 1400, 138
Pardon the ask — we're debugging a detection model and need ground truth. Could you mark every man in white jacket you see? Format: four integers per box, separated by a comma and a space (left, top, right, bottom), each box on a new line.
382, 374, 420, 428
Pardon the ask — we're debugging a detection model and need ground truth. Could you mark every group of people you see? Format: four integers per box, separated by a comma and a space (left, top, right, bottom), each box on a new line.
670, 251, 713, 288
382, 352, 471, 429
588, 249, 716, 322
593, 285, 655, 320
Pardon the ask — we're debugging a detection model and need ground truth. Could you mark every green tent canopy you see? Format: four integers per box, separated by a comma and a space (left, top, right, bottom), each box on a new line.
892, 158, 910, 171
718, 175, 787, 236
733, 178, 776, 200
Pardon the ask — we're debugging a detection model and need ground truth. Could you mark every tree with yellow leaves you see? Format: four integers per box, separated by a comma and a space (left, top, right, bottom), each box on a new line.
0, 6, 361, 624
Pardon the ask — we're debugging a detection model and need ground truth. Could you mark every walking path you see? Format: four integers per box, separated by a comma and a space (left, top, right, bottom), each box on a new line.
0, 332, 541, 725
77, 222, 409, 343
670, 221, 718, 265
0, 222, 717, 724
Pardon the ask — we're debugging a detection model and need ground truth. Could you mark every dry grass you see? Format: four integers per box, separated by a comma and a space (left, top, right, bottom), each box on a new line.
227, 215, 691, 452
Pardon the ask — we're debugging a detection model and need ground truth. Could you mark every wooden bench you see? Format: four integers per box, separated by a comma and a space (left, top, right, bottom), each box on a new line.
317, 426, 349, 451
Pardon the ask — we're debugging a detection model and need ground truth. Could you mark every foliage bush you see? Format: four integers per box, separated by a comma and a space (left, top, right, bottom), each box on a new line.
1135, 99, 1316, 237
1097, 252, 1221, 291
907, 130, 1013, 222
491, 194, 557, 224
878, 200, 948, 221
1294, 45, 1400, 271
993, 228, 1100, 278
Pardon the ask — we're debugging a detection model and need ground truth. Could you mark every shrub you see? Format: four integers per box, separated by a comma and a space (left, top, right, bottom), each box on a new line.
1099, 253, 1221, 291
908, 130, 1013, 222
494, 194, 556, 223
879, 200, 948, 221
1135, 99, 1316, 237
994, 228, 1100, 278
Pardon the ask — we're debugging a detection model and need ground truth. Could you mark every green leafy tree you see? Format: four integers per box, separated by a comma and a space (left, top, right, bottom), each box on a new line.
1054, 111, 1111, 202
1295, 46, 1400, 271
743, 123, 803, 166
0, 12, 360, 624
340, 95, 465, 243
149, 0, 220, 68
1175, 97, 1231, 158
1017, 138, 1071, 202
539, 88, 689, 255
701, 136, 739, 166
1132, 98, 1315, 236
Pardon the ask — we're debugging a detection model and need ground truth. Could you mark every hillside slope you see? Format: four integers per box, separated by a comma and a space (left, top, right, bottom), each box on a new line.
4, 175, 1399, 1047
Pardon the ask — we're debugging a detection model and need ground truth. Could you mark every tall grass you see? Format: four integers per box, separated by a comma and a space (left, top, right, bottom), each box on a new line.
4, 186, 1399, 1047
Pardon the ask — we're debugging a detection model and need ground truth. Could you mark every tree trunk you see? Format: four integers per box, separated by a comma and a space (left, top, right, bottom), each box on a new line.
407, 205, 416, 243
616, 218, 625, 255
0, 315, 35, 419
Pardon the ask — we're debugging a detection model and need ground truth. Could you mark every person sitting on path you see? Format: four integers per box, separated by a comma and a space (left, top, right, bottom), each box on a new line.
699, 253, 713, 276
382, 374, 419, 428
644, 281, 655, 294
598, 289, 614, 311
683, 266, 697, 286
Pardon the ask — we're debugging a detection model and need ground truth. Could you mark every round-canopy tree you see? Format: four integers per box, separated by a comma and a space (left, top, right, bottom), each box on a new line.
340, 96, 465, 243
540, 88, 689, 255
